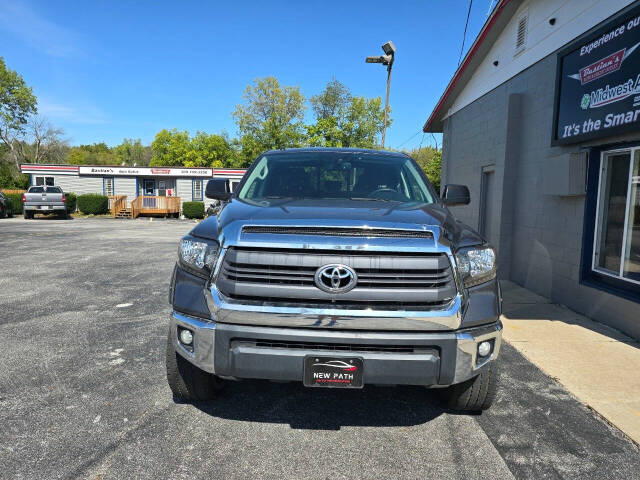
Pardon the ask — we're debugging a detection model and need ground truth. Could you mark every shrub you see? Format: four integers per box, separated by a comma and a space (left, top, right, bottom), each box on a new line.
65, 192, 77, 213
77, 194, 109, 215
182, 201, 204, 219
5, 193, 23, 214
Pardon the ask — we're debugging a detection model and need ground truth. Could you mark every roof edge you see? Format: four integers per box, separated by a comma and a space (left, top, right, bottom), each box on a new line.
423, 0, 516, 133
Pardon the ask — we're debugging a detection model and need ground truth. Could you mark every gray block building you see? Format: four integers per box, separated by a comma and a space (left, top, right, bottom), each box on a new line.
425, 0, 640, 339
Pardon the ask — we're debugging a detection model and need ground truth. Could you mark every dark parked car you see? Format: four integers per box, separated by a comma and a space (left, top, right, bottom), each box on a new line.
166, 148, 502, 412
0, 190, 14, 218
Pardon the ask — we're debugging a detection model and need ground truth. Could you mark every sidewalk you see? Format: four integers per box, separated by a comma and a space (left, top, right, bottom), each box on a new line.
499, 280, 640, 445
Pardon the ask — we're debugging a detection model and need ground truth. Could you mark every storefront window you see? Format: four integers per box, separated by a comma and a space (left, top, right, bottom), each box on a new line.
623, 152, 640, 282
103, 177, 114, 196
593, 149, 640, 284
35, 176, 54, 186
193, 180, 203, 201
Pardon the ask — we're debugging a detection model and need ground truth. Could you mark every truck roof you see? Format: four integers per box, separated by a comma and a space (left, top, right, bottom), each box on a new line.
261, 147, 410, 158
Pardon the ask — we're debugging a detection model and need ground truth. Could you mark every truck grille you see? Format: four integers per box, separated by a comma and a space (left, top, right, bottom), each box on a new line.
216, 247, 457, 310
232, 339, 438, 355
242, 226, 433, 238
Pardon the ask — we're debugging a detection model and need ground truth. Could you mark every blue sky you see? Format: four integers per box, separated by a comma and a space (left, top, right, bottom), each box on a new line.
0, 0, 491, 150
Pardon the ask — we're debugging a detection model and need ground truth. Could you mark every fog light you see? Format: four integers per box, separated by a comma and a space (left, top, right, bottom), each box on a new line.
478, 341, 492, 357
178, 328, 193, 346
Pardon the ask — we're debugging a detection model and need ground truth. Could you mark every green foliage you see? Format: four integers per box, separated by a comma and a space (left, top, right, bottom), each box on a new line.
182, 201, 204, 219
233, 77, 306, 152
310, 78, 351, 120
0, 162, 29, 188
65, 192, 77, 213
77, 194, 109, 214
66, 145, 117, 165
150, 129, 233, 168
0, 57, 37, 135
407, 147, 442, 193
4, 192, 23, 214
115, 138, 149, 166
150, 129, 190, 166
306, 79, 389, 149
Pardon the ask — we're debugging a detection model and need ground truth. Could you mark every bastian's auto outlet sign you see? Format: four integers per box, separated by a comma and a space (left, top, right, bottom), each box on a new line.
554, 4, 640, 144
78, 166, 213, 177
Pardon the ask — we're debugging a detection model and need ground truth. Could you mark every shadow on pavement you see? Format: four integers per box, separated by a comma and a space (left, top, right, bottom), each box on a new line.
190, 380, 452, 430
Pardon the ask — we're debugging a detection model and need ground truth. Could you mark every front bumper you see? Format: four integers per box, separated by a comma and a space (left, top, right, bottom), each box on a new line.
170, 311, 502, 386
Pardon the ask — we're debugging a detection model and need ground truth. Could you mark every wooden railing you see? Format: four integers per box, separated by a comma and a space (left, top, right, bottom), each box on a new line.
108, 195, 127, 217
131, 196, 180, 219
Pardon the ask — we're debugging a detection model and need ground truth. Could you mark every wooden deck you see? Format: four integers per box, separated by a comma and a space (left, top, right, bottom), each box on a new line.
131, 196, 181, 218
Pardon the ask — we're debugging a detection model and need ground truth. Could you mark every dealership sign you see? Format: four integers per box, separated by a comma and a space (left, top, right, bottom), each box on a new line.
78, 166, 213, 177
554, 5, 640, 144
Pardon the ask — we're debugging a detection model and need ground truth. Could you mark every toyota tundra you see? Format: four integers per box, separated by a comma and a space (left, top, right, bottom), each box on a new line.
166, 148, 502, 411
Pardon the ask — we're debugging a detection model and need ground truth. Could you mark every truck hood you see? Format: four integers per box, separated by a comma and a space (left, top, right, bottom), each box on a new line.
190, 198, 485, 249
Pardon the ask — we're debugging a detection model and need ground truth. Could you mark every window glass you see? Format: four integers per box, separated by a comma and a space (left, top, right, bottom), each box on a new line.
45, 177, 54, 186
29, 186, 45, 193
237, 152, 434, 204
595, 152, 630, 273
104, 177, 114, 196
623, 152, 640, 281
193, 180, 203, 201
35, 177, 44, 186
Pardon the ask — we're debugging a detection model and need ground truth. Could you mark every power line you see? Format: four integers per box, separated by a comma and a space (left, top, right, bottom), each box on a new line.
395, 130, 422, 150
458, 0, 474, 67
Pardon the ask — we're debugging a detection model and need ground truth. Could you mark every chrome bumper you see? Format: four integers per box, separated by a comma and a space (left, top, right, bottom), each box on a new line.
170, 311, 502, 386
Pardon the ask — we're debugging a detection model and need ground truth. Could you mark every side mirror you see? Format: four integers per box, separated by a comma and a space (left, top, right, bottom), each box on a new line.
442, 184, 470, 206
205, 178, 232, 201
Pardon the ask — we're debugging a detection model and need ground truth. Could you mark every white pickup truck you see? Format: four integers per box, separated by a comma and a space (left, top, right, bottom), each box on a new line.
23, 186, 68, 219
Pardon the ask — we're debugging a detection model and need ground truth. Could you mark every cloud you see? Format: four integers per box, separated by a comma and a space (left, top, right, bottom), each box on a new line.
0, 1, 82, 58
38, 100, 107, 125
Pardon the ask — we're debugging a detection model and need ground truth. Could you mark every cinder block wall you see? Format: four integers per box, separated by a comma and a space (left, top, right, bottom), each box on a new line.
442, 54, 640, 339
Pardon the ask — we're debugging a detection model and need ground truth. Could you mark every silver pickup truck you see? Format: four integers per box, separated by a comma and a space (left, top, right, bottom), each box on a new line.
23, 186, 68, 219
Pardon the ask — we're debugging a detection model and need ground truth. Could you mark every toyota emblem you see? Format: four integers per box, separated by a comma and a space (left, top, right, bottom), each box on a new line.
314, 264, 357, 293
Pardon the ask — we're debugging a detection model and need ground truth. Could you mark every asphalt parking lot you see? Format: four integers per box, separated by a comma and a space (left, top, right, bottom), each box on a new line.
1, 217, 639, 480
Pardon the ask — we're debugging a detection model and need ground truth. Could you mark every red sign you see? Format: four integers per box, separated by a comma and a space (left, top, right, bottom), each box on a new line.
579, 48, 625, 85
151, 168, 171, 175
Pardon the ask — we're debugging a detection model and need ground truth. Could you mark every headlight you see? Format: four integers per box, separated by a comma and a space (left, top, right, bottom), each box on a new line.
455, 246, 496, 288
178, 235, 219, 278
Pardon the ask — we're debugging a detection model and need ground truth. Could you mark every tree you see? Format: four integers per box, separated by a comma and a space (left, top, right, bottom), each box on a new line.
0, 57, 38, 169
407, 146, 442, 193
25, 116, 67, 164
185, 132, 231, 168
306, 79, 389, 149
115, 138, 146, 166
233, 77, 306, 152
340, 96, 388, 148
150, 129, 190, 166
310, 78, 351, 120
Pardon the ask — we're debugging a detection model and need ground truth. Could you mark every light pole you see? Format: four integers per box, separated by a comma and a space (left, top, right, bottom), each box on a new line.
366, 41, 396, 148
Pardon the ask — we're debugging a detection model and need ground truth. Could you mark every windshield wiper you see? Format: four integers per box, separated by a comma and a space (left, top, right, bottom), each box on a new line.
348, 197, 399, 202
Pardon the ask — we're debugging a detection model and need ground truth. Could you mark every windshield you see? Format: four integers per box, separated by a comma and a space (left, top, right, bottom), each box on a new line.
237, 152, 435, 204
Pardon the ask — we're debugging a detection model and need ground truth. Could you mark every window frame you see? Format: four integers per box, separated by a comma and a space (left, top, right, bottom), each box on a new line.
581, 143, 640, 301
103, 177, 115, 196
35, 176, 54, 186
192, 179, 203, 201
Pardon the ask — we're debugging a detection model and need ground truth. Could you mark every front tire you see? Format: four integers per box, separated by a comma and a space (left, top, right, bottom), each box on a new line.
165, 332, 220, 401
440, 360, 499, 412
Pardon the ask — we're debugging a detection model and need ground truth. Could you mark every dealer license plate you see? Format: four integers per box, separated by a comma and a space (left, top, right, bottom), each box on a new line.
303, 356, 364, 388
